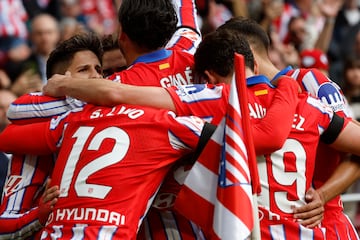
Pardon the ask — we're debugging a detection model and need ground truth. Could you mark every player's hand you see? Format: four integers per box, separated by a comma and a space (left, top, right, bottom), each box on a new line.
38, 179, 60, 226
43, 71, 72, 97
292, 187, 324, 228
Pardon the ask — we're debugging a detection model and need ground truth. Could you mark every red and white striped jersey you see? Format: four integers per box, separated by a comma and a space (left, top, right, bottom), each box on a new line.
0, 0, 28, 38
278, 67, 359, 240
165, 75, 348, 239
79, 0, 117, 35
7, 92, 85, 124
258, 206, 326, 240
0, 154, 54, 239
7, 0, 201, 122
243, 76, 347, 238
0, 103, 204, 240
165, 76, 300, 151
138, 208, 205, 240
5, 1, 201, 239
108, 0, 201, 88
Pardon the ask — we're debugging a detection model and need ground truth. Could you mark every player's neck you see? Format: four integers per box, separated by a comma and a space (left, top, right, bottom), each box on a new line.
260, 61, 280, 80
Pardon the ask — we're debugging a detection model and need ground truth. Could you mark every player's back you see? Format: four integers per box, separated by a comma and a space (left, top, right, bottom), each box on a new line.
285, 67, 359, 239
110, 48, 194, 88
248, 75, 333, 218
110, 0, 200, 89
248, 75, 336, 240
41, 104, 202, 240
285, 68, 348, 178
286, 68, 348, 207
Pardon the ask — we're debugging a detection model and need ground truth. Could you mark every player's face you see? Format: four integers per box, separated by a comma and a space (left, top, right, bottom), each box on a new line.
102, 48, 127, 77
67, 50, 102, 79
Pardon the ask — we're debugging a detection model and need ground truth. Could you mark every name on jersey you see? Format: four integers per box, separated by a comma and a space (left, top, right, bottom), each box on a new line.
47, 207, 126, 226
248, 103, 305, 131
160, 66, 193, 88
90, 106, 144, 120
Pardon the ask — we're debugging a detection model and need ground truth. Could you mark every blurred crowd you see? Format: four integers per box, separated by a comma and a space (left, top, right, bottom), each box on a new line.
1, 0, 360, 228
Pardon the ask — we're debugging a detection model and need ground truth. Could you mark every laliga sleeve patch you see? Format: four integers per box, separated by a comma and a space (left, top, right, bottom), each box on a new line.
320, 113, 344, 144
317, 82, 345, 112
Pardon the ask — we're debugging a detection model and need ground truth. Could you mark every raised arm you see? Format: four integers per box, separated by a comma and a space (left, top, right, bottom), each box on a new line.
166, 0, 201, 54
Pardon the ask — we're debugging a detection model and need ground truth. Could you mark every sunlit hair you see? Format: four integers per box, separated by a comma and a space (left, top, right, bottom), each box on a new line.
46, 33, 103, 78
217, 17, 270, 57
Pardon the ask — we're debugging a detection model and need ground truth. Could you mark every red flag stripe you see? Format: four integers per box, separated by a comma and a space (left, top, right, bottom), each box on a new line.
224, 152, 250, 184
217, 186, 254, 227
174, 54, 257, 239
234, 53, 261, 194
224, 134, 250, 180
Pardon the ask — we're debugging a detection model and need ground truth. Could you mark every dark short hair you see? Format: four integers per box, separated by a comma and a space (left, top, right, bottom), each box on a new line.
101, 34, 119, 52
218, 17, 270, 56
46, 33, 103, 78
194, 29, 254, 82
118, 0, 177, 50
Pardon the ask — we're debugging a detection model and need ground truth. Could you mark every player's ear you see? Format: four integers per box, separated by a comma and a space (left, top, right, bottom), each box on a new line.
204, 70, 218, 84
253, 59, 260, 75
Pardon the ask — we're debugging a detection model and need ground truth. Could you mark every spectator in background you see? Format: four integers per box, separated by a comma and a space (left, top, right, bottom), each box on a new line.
26, 13, 61, 84
58, 17, 87, 42
0, 89, 17, 198
0, 90, 17, 133
284, 15, 308, 52
59, 0, 87, 30
79, 0, 117, 35
258, 0, 284, 33
342, 57, 360, 121
198, 0, 233, 34
59, 0, 117, 38
0, 70, 11, 90
328, 0, 360, 58
329, 26, 360, 85
0, 0, 31, 69
22, 0, 62, 20
328, 0, 360, 83
8, 13, 60, 96
340, 56, 360, 228
300, 48, 330, 76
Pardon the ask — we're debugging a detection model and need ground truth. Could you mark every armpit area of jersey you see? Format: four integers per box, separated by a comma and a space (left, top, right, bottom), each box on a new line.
320, 113, 345, 144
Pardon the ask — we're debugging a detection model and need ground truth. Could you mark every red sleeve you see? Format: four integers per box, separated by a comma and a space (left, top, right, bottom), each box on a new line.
167, 0, 201, 53
0, 123, 55, 155
252, 76, 300, 155
175, 0, 199, 31
0, 207, 42, 239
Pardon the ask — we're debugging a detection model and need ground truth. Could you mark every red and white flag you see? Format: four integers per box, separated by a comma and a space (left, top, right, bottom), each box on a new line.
174, 54, 260, 239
